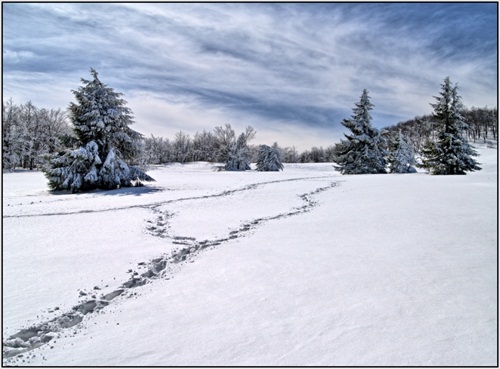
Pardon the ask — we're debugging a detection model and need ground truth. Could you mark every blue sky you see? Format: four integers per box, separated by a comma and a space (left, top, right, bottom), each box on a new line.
3, 2, 497, 149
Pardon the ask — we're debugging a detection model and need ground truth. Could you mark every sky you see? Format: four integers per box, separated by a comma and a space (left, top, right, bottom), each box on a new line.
2, 2, 497, 150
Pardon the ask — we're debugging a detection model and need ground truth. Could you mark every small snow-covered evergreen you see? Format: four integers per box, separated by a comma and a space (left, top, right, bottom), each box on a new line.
256, 142, 284, 171
332, 89, 387, 174
225, 132, 252, 171
419, 77, 481, 175
256, 145, 270, 171
387, 130, 417, 173
43, 69, 154, 192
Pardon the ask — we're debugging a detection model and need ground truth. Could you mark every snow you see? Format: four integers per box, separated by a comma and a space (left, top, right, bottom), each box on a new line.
2, 145, 497, 366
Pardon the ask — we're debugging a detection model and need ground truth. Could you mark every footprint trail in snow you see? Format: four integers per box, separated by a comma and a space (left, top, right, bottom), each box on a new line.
2, 177, 339, 363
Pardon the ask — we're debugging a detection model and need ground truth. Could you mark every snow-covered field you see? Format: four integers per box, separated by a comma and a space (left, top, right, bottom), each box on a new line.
2, 145, 497, 366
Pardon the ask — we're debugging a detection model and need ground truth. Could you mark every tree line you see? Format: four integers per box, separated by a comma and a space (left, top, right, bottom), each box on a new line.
2, 99, 73, 170
2, 70, 496, 185
3, 100, 495, 171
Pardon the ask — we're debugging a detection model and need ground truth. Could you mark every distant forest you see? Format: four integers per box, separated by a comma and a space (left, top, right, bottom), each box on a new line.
2, 98, 497, 171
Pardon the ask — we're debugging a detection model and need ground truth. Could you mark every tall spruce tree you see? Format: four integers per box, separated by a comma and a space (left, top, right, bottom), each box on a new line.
43, 69, 154, 192
419, 77, 481, 175
332, 89, 386, 174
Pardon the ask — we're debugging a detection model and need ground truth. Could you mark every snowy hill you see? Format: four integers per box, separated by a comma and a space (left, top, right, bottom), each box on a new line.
2, 145, 497, 366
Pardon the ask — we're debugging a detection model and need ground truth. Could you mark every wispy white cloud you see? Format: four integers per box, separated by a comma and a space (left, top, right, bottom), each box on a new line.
3, 3, 497, 150
3, 49, 36, 63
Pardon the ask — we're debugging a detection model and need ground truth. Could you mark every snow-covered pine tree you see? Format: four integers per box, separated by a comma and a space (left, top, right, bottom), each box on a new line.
225, 132, 252, 171
418, 77, 481, 175
332, 89, 387, 174
46, 141, 101, 192
387, 130, 417, 173
268, 142, 284, 171
256, 142, 284, 171
43, 68, 154, 192
256, 144, 270, 171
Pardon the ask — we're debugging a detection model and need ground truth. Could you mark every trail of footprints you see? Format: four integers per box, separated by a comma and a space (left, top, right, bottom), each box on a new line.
3, 179, 338, 362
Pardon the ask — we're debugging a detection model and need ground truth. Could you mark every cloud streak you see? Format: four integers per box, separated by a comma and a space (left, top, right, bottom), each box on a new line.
3, 3, 497, 150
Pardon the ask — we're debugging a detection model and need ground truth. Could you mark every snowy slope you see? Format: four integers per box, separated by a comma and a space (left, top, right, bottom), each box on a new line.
2, 146, 497, 366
